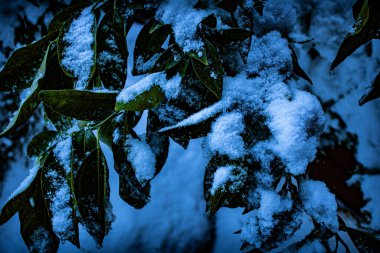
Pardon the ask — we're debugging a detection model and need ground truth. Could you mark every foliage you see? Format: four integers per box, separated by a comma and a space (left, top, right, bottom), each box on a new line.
0, 0, 379, 252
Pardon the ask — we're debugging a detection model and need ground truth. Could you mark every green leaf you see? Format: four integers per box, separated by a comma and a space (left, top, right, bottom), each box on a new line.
72, 129, 98, 170
48, 4, 88, 34
0, 32, 58, 91
115, 85, 165, 111
133, 19, 171, 75
331, 0, 380, 70
39, 90, 118, 121
74, 148, 112, 247
289, 46, 313, 85
152, 44, 184, 73
57, 10, 97, 89
97, 10, 128, 91
359, 72, 380, 105
188, 48, 208, 66
112, 112, 150, 208
27, 130, 58, 158
347, 227, 380, 253
41, 149, 80, 247
0, 43, 52, 137
192, 40, 223, 99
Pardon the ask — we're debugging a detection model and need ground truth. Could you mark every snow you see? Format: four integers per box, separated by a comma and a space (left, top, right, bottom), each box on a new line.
61, 6, 95, 90
241, 189, 292, 248
266, 90, 325, 175
116, 72, 166, 104
7, 162, 39, 201
210, 165, 247, 195
53, 136, 72, 174
161, 73, 181, 100
125, 135, 156, 186
45, 169, 75, 241
299, 180, 339, 232
298, 239, 326, 253
208, 112, 246, 160
156, 0, 212, 53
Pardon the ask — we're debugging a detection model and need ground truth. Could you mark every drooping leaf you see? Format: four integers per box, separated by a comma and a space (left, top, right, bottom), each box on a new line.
112, 112, 151, 208
48, 4, 88, 34
39, 90, 118, 121
0, 32, 58, 91
115, 85, 165, 111
289, 46, 313, 85
133, 19, 171, 75
27, 130, 58, 158
74, 148, 112, 247
57, 10, 97, 89
97, 10, 128, 91
359, 72, 380, 105
347, 227, 380, 253
41, 150, 80, 247
331, 0, 380, 70
192, 40, 223, 99
0, 44, 52, 137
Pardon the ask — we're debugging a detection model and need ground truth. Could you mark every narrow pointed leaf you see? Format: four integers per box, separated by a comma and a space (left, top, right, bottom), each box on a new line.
359, 72, 380, 105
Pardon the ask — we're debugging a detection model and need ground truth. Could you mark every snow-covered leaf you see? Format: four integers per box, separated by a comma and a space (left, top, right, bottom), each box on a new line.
39, 90, 118, 121
58, 7, 97, 89
0, 32, 58, 91
115, 85, 165, 112
41, 150, 80, 247
97, 10, 128, 91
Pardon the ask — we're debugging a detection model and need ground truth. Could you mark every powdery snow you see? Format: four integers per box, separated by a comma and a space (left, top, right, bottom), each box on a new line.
125, 135, 156, 186
53, 136, 72, 174
299, 180, 339, 232
208, 112, 246, 160
61, 6, 95, 90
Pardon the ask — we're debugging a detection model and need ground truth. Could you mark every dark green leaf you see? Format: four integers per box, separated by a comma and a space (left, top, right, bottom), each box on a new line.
115, 85, 165, 111
133, 19, 171, 75
192, 40, 223, 99
152, 44, 184, 73
359, 72, 380, 105
27, 130, 58, 158
72, 129, 97, 170
97, 11, 128, 91
0, 32, 58, 91
39, 90, 118, 121
331, 0, 380, 70
75, 148, 112, 246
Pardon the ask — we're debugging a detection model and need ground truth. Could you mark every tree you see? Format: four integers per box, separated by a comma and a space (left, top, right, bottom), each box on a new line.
0, 0, 379, 252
